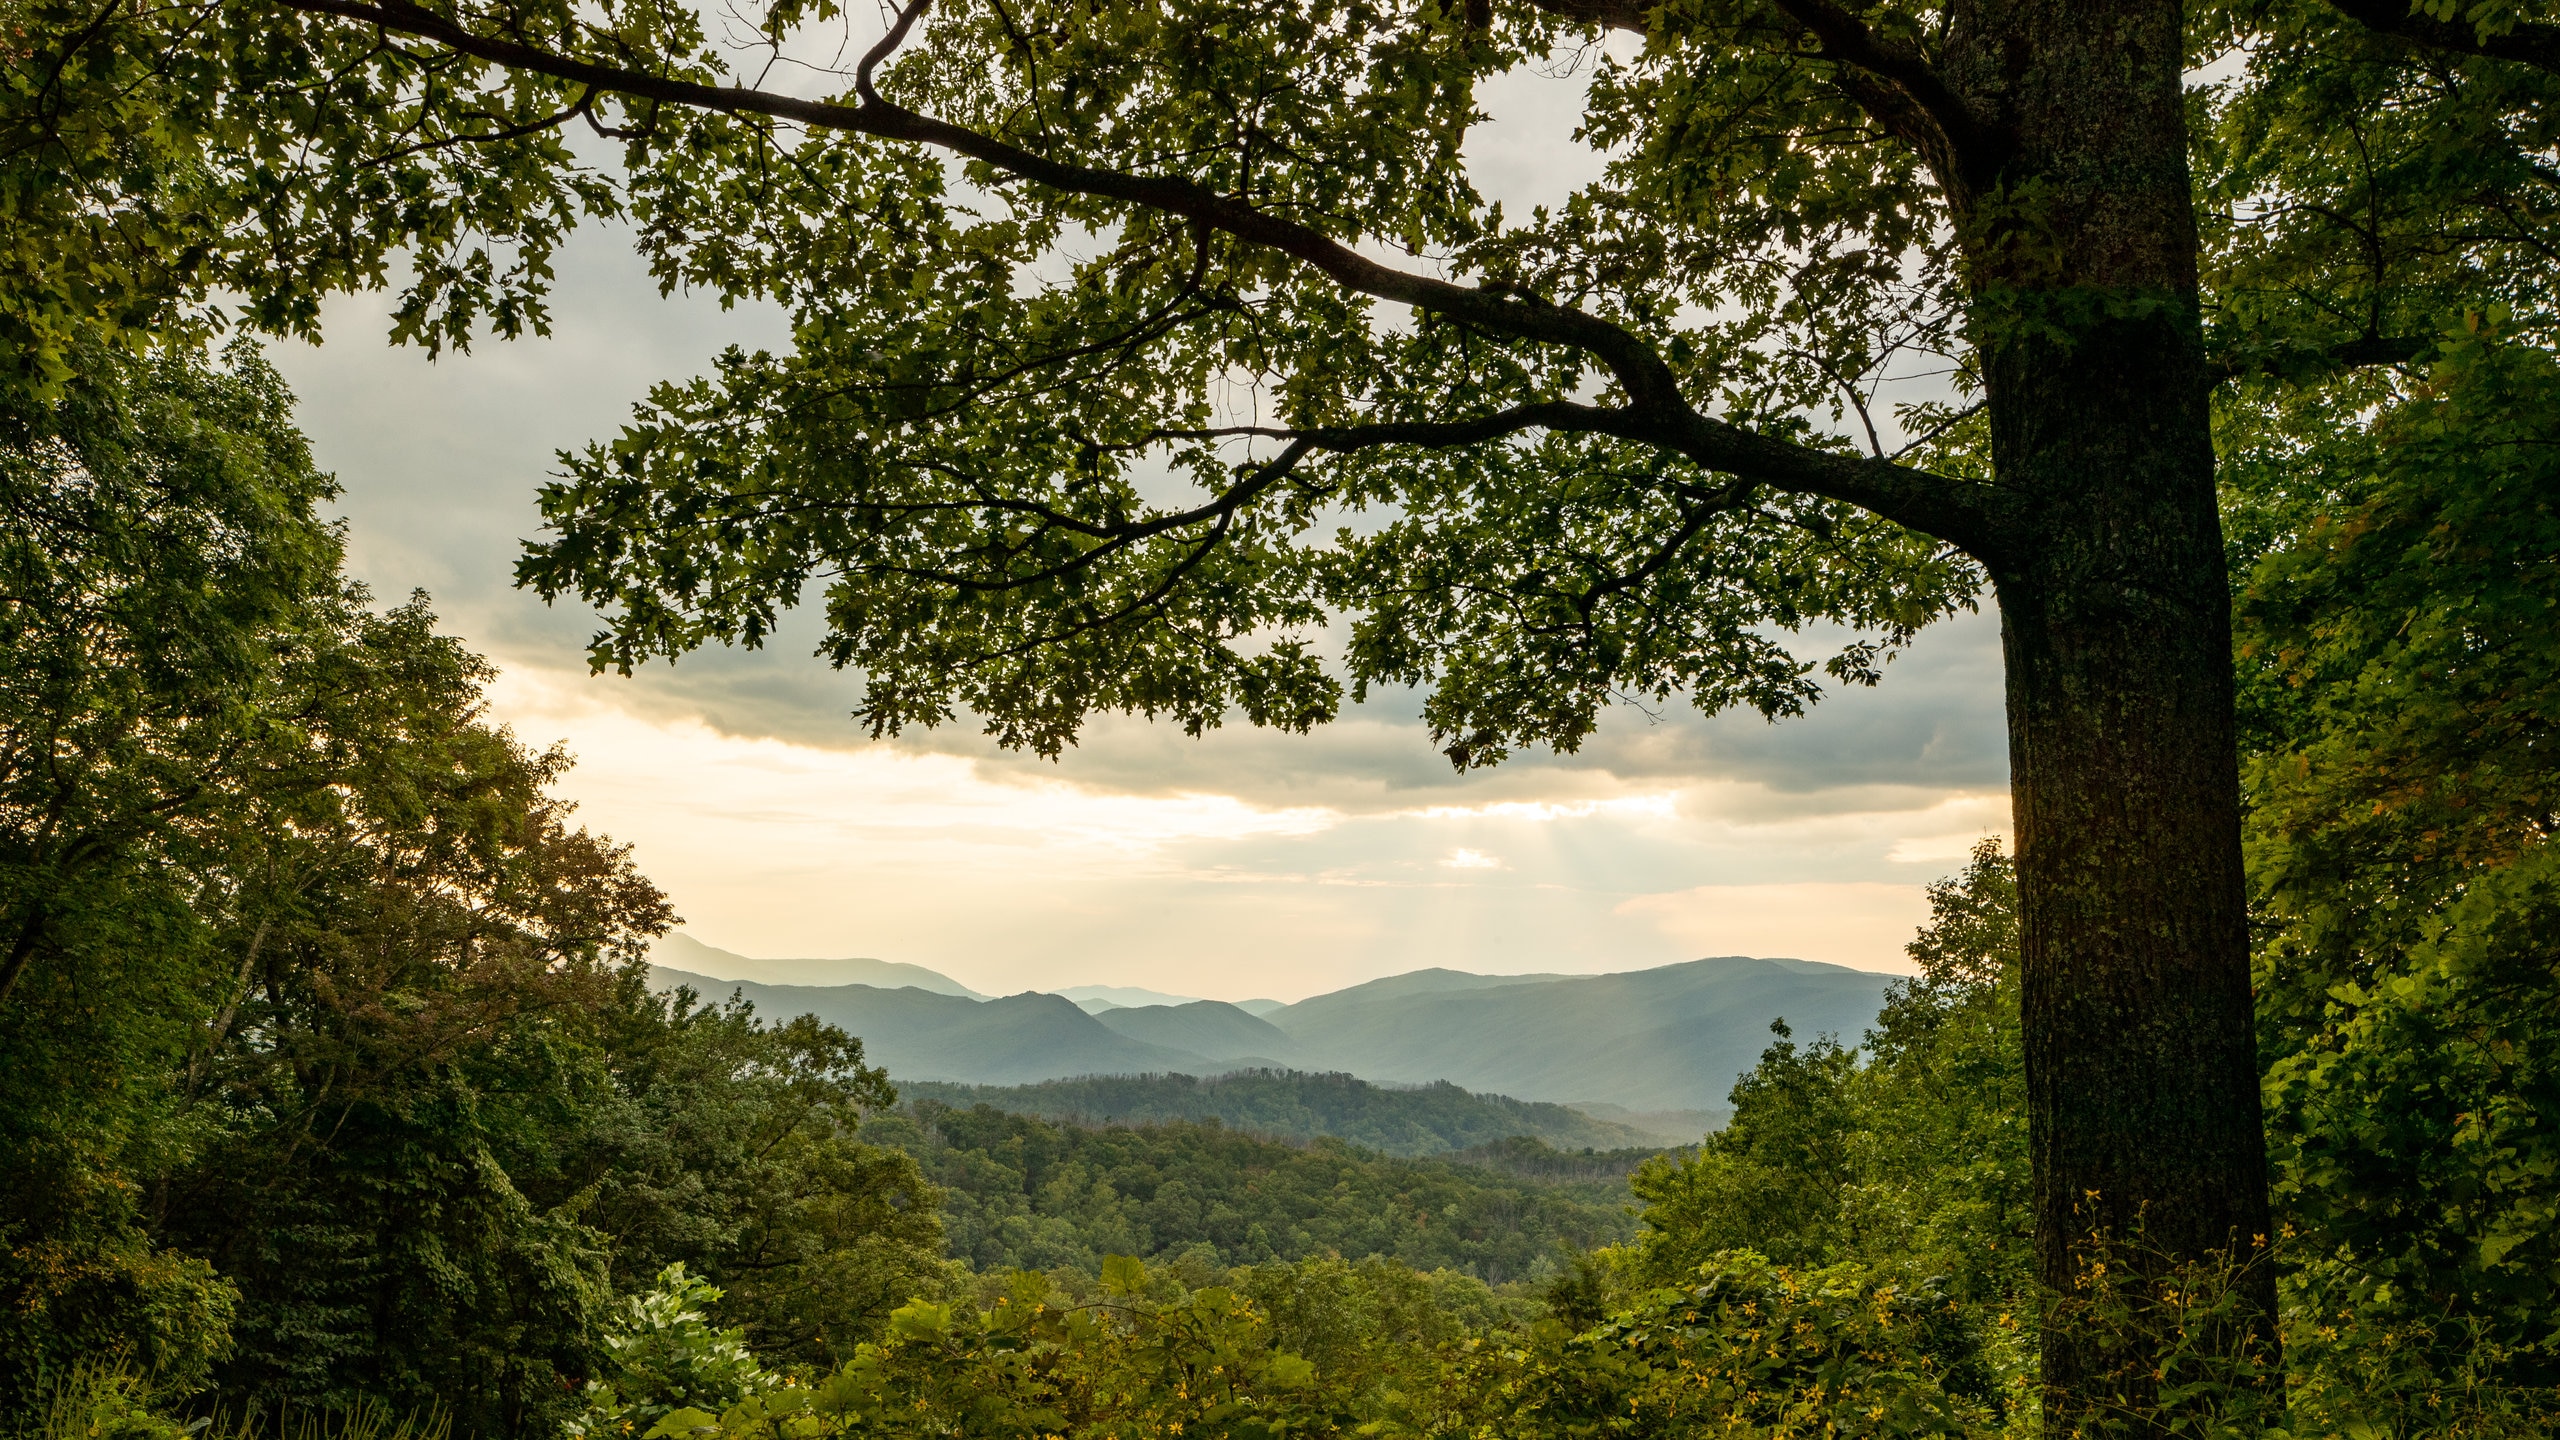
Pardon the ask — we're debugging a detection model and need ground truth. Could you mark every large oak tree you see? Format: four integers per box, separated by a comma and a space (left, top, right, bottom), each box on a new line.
10, 0, 2553, 1425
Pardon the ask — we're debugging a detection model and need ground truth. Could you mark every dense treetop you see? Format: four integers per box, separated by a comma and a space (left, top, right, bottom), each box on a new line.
894, 1071, 1671, 1157
871, 1102, 1639, 1284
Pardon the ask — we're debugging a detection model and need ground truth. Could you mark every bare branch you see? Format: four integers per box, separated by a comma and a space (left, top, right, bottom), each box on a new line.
1520, 0, 1649, 31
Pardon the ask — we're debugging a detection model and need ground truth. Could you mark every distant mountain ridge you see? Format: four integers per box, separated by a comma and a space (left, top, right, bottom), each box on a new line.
1057, 983, 1255, 1013
648, 967, 1206, 1083
650, 949, 1899, 1113
1262, 956, 1891, 1111
652, 933, 987, 996
1092, 1001, 1300, 1066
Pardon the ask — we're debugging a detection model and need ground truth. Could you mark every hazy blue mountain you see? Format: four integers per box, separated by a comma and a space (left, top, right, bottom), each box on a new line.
1057, 983, 1207, 1009
652, 947, 1896, 1118
1275, 967, 1576, 1013
1233, 999, 1287, 1017
1091, 1001, 1304, 1066
652, 932, 986, 996
1262, 957, 1894, 1112
1563, 1101, 1732, 1147
895, 1069, 1659, 1157
649, 967, 1219, 1082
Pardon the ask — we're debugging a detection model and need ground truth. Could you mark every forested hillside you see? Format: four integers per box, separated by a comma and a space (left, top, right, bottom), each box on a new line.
867, 1104, 1641, 1283
897, 1071, 1672, 1155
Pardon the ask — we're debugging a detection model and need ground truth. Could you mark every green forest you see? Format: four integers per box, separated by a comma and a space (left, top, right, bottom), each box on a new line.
871, 1101, 1645, 1279
893, 1071, 1671, 1155
9, 0, 2560, 1435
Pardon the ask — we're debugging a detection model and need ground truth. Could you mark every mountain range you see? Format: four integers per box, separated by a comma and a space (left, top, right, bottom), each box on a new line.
653, 933, 988, 996
649, 940, 1897, 1114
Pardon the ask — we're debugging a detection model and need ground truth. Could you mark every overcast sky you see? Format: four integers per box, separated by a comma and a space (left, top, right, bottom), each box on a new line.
261, 46, 2010, 1002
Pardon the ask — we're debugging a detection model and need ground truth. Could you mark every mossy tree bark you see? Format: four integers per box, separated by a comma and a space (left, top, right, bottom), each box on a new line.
1942, 1, 2279, 1425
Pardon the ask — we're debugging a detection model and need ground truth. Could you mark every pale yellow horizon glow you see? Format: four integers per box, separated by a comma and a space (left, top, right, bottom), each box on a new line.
490, 666, 2005, 1002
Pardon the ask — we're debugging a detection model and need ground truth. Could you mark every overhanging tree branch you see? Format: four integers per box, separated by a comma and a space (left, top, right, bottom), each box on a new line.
1517, 0, 2003, 188
1765, 0, 2002, 181
1112, 399, 1999, 551
1520, 0, 1649, 31
272, 0, 2006, 551
2326, 0, 2560, 73
2207, 332, 2438, 383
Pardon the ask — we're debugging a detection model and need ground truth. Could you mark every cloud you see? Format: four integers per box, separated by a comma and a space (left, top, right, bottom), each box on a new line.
488, 660, 1995, 997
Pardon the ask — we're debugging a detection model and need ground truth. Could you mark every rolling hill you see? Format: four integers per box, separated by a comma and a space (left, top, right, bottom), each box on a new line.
1092, 1000, 1303, 1065
648, 968, 1221, 1082
895, 1069, 1665, 1156
1259, 956, 1894, 1112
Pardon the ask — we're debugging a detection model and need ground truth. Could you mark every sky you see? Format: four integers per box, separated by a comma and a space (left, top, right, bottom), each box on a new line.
260, 44, 2011, 1003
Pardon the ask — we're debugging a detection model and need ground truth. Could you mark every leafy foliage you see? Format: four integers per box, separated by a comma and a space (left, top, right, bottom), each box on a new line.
0, 339, 340, 1398
1629, 841, 2028, 1321
0, 0, 620, 394
2229, 321, 2560, 1381
894, 1071, 1664, 1158
1482, 1255, 1985, 1440
868, 1102, 1637, 1284
602, 1257, 1345, 1440
611, 1250, 1997, 1440
576, 999, 948, 1369
569, 1265, 778, 1440
0, 343, 948, 1433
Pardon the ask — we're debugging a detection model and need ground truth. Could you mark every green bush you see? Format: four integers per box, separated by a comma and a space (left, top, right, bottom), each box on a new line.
22, 1362, 196, 1440
569, 1265, 777, 1440
1477, 1253, 1985, 1440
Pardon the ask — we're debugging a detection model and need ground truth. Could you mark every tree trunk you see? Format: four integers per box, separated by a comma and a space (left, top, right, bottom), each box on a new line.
1996, 515, 2276, 1423
1944, 0, 2279, 1426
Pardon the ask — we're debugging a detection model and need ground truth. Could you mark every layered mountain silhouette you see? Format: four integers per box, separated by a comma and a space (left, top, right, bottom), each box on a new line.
1090, 1000, 1300, 1066
653, 932, 988, 996
650, 942, 1897, 1113
1262, 959, 1891, 1111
